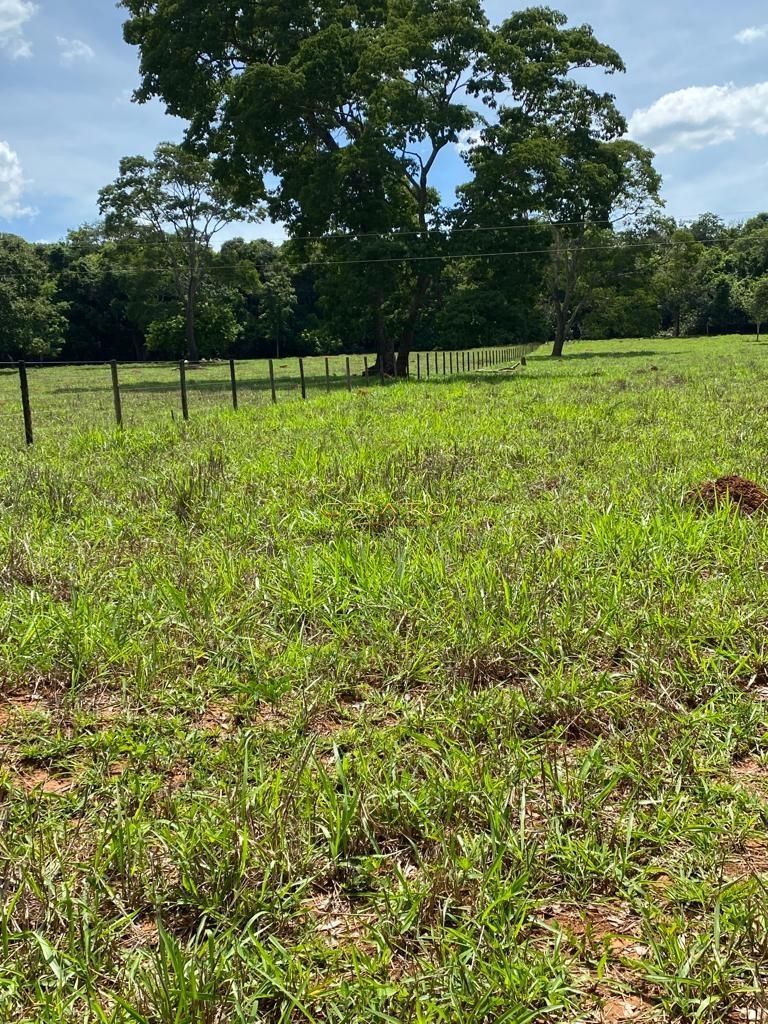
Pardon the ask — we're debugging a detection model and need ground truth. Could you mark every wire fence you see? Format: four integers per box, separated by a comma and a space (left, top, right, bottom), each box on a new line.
0, 343, 543, 446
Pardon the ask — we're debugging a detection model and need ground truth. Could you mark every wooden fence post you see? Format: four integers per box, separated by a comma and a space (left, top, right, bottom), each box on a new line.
269, 359, 277, 404
325, 356, 331, 393
346, 356, 352, 392
299, 358, 307, 399
417, 353, 421, 380
364, 356, 369, 378
110, 360, 123, 429
449, 352, 454, 374
229, 358, 238, 411
179, 360, 189, 421
379, 356, 385, 386
18, 361, 33, 446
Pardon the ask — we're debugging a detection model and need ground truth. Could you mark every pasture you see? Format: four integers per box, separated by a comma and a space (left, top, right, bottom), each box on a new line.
1, 337, 768, 1022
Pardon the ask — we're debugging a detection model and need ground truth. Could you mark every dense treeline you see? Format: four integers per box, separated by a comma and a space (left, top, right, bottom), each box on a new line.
3, 212, 768, 363
3, 0, 768, 364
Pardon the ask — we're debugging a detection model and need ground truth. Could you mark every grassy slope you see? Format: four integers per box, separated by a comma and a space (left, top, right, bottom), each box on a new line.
1, 337, 768, 1022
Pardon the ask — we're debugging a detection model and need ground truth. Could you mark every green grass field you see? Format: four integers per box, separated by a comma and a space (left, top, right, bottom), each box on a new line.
2, 336, 768, 1022
0, 348, 522, 447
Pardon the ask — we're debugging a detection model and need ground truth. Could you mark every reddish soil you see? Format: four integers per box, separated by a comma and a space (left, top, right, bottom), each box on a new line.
688, 476, 768, 515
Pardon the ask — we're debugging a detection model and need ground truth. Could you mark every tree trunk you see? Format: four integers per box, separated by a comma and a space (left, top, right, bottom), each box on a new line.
396, 273, 430, 377
552, 310, 567, 357
369, 291, 396, 376
757, 322, 761, 342
185, 282, 199, 362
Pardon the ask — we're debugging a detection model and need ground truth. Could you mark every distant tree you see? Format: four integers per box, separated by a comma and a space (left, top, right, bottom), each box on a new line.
98, 143, 258, 361
44, 224, 152, 361
0, 234, 67, 360
464, 98, 661, 355
733, 214, 768, 279
217, 238, 299, 357
735, 276, 768, 341
687, 212, 732, 244
652, 230, 707, 337
146, 299, 241, 358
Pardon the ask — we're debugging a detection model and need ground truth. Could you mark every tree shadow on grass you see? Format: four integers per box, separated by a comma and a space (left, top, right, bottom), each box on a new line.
49, 375, 363, 397
548, 349, 683, 360
45, 348, 679, 398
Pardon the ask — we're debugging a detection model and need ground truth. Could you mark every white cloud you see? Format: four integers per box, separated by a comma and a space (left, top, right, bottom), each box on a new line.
629, 82, 768, 153
735, 25, 768, 45
454, 129, 483, 156
0, 0, 36, 58
0, 141, 34, 219
57, 36, 95, 66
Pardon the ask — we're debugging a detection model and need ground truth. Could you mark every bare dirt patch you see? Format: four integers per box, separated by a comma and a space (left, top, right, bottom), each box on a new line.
732, 756, 768, 797
687, 476, 768, 516
15, 768, 75, 794
596, 993, 656, 1022
538, 902, 645, 956
196, 700, 238, 734
737, 665, 768, 702
118, 916, 161, 950
303, 891, 376, 949
724, 840, 768, 880
536, 903, 658, 1022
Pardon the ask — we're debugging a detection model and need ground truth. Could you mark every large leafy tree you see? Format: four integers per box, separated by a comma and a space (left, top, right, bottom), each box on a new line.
98, 143, 256, 361
119, 0, 638, 372
735, 275, 768, 341
651, 229, 707, 338
0, 234, 67, 361
217, 238, 299, 358
462, 77, 661, 356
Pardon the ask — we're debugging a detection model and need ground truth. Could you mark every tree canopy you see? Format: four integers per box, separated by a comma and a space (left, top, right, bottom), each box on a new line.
119, 0, 645, 367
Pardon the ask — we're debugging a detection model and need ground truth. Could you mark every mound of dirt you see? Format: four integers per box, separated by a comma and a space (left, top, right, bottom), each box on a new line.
688, 475, 768, 515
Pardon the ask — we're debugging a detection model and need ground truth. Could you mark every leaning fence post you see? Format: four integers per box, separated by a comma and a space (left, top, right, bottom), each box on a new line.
110, 360, 123, 429
269, 359, 277, 404
364, 356, 369, 378
325, 357, 331, 393
299, 358, 307, 399
18, 361, 33, 446
346, 356, 352, 392
229, 358, 238, 411
179, 360, 189, 421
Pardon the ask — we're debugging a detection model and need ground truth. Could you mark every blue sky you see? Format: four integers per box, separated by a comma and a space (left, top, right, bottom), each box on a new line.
2, 0, 768, 243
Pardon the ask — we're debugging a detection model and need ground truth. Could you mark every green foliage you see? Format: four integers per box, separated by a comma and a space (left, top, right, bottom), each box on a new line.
734, 275, 768, 338
99, 143, 258, 361
652, 229, 708, 337
0, 234, 67, 360
146, 301, 242, 359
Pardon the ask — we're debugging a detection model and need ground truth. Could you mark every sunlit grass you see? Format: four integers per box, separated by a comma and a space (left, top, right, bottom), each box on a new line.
1, 336, 768, 1022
